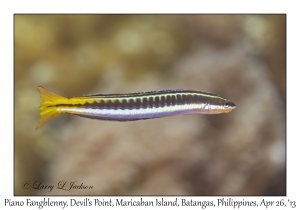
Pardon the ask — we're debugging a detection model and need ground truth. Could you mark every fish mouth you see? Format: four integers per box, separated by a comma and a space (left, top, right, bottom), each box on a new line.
232, 104, 236, 109
230, 101, 236, 109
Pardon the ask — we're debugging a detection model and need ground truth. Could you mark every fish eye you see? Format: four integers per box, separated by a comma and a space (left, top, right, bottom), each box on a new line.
224, 101, 230, 108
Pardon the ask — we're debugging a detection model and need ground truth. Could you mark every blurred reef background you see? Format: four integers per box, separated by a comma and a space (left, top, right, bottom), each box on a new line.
14, 15, 286, 195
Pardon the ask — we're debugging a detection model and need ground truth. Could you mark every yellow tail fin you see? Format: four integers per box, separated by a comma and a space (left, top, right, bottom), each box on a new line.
37, 86, 67, 129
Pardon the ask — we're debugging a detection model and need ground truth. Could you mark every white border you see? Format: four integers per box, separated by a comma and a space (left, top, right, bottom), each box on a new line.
1, 0, 298, 209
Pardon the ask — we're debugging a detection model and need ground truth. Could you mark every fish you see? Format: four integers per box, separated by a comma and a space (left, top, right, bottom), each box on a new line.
37, 86, 236, 129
